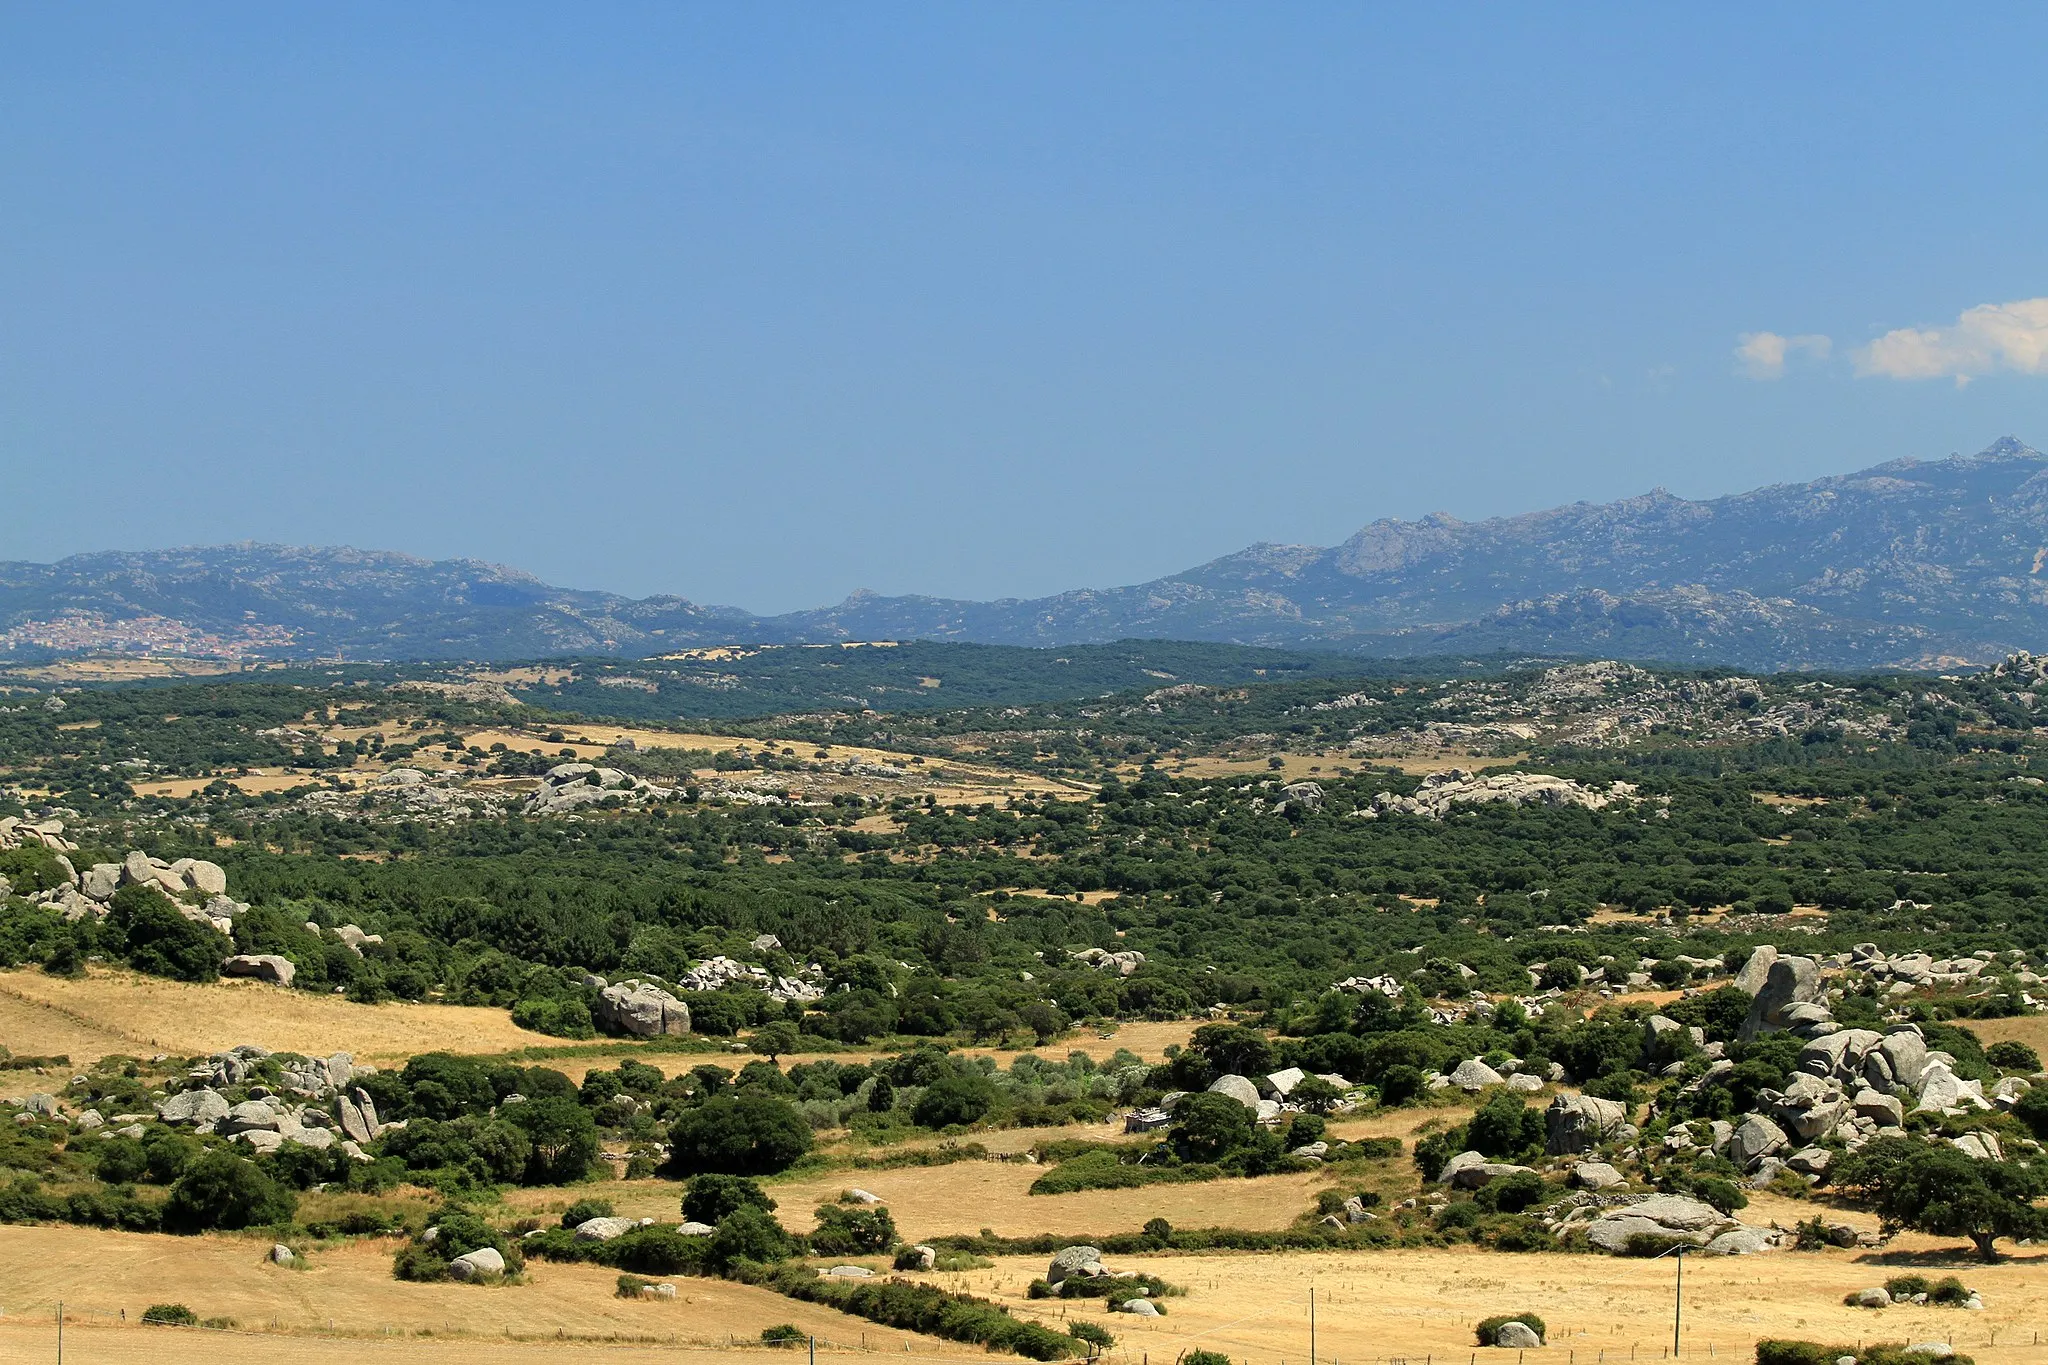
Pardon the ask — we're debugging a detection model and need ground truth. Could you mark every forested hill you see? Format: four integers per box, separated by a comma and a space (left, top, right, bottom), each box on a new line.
7, 437, 2048, 668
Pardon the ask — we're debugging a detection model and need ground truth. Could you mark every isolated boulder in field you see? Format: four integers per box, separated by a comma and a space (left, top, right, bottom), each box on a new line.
1704, 1226, 1779, 1256
222, 954, 295, 987
1851, 1288, 1891, 1309
1047, 1245, 1108, 1286
448, 1247, 505, 1282
1120, 1299, 1161, 1317
1495, 1322, 1543, 1349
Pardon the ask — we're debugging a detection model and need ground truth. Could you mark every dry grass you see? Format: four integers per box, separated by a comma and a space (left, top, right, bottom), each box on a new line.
1964, 1013, 2048, 1058
0, 967, 541, 1067
922, 1243, 2048, 1365
0, 1223, 958, 1358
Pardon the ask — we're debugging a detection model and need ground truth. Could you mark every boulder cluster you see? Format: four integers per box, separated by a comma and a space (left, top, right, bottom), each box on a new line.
3, 823, 247, 933
1069, 946, 1148, 976
522, 763, 676, 816
1357, 770, 1638, 820
153, 1044, 382, 1158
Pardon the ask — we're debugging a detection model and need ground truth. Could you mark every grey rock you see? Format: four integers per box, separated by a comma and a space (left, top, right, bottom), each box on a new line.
448, 1247, 505, 1281
1506, 1072, 1546, 1093
1852, 1089, 1904, 1127
1119, 1299, 1161, 1316
1545, 1092, 1629, 1155
1879, 1031, 1929, 1090
1729, 1114, 1789, 1168
81, 863, 121, 900
1494, 1322, 1543, 1349
1207, 1074, 1261, 1109
1732, 945, 1779, 995
1786, 1147, 1831, 1176
574, 1216, 641, 1241
1850, 1287, 1891, 1309
1570, 1161, 1625, 1190
222, 953, 295, 987
270, 1243, 296, 1266
156, 1088, 230, 1127
1448, 1058, 1505, 1091
594, 982, 692, 1038
904, 1244, 936, 1270
1742, 956, 1821, 1039
1704, 1226, 1778, 1255
677, 1221, 715, 1236
223, 1100, 281, 1133
1047, 1245, 1108, 1286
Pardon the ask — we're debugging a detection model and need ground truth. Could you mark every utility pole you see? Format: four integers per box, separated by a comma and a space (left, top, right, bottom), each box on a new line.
1672, 1249, 1686, 1357
56, 1300, 63, 1365
1310, 1285, 1317, 1365
810, 1335, 816, 1365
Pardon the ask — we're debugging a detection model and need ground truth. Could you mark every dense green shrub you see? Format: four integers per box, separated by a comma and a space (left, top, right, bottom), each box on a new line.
683, 1174, 775, 1225
162, 1151, 296, 1232
1028, 1151, 1221, 1195
1476, 1313, 1545, 1345
810, 1202, 898, 1255
760, 1262, 1076, 1360
142, 1303, 200, 1326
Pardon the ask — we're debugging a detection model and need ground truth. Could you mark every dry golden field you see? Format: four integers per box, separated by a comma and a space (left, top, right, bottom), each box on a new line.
0, 1222, 960, 1356
1963, 1013, 2048, 1059
5, 1226, 2045, 1365
0, 967, 541, 1070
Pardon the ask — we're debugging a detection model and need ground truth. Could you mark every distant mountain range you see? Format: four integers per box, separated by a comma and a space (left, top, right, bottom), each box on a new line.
7, 437, 2048, 671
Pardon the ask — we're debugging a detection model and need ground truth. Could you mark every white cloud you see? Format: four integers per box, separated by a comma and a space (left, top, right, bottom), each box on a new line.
1734, 330, 1832, 380
1856, 297, 2048, 385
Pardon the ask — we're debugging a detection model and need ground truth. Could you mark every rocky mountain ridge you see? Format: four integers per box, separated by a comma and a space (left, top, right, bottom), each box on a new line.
6, 438, 2048, 669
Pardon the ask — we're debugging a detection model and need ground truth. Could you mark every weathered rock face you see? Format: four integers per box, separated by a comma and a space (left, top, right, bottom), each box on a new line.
1582, 1195, 1747, 1253
1444, 1156, 1535, 1190
594, 982, 691, 1037
1741, 956, 1821, 1039
339, 1087, 382, 1144
1728, 1114, 1789, 1169
1732, 945, 1779, 996
1207, 1074, 1261, 1110
156, 1088, 230, 1127
1570, 1161, 1625, 1190
222, 954, 296, 987
1278, 781, 1324, 810
1545, 1093, 1629, 1155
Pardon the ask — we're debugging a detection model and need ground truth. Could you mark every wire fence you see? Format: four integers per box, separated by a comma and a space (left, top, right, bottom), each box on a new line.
5, 1299, 2044, 1365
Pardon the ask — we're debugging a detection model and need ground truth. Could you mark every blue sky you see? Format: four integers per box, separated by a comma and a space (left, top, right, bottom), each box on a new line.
5, 6, 2048, 612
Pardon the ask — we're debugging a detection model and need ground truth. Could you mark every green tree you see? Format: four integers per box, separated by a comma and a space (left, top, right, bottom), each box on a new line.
109, 885, 221, 983
1170, 1092, 1253, 1163
501, 1096, 600, 1185
1466, 1092, 1544, 1160
1836, 1137, 2043, 1261
753, 1022, 801, 1061
707, 1205, 794, 1268
669, 1093, 813, 1176
162, 1150, 297, 1231
683, 1173, 776, 1225
911, 1070, 996, 1128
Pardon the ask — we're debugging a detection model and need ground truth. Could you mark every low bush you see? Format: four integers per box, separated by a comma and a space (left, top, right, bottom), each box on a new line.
1028, 1151, 1222, 1195
616, 1274, 649, 1298
756, 1262, 1076, 1360
762, 1324, 805, 1345
1183, 1353, 1231, 1365
1755, 1342, 1975, 1365
1056, 1272, 1181, 1301
142, 1303, 200, 1326
1476, 1312, 1546, 1345
1067, 1319, 1115, 1348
